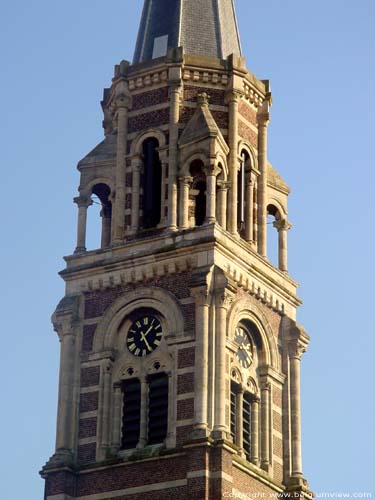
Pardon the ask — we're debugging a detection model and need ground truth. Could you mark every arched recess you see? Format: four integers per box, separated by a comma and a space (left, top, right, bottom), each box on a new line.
93, 287, 185, 353
237, 140, 258, 171
179, 151, 208, 176
142, 138, 162, 228
227, 296, 280, 371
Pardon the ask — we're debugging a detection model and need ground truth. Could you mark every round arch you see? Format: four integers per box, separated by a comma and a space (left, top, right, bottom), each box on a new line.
130, 129, 167, 155
179, 151, 208, 176
227, 296, 280, 371
80, 177, 114, 198
237, 140, 258, 170
267, 198, 287, 219
93, 287, 185, 352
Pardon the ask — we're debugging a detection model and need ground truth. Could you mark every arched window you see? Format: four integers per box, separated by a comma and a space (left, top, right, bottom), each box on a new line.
190, 160, 206, 226
238, 150, 251, 234
231, 320, 262, 464
86, 183, 112, 250
267, 204, 281, 267
142, 138, 162, 229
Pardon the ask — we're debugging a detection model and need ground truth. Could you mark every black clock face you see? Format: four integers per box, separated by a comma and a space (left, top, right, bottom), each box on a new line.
127, 315, 163, 357
234, 327, 253, 368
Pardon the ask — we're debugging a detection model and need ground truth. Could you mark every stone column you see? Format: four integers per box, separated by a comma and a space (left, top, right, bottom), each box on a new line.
101, 206, 112, 248
274, 219, 292, 272
159, 160, 168, 226
235, 387, 244, 452
101, 361, 113, 451
138, 376, 148, 448
213, 292, 230, 436
226, 91, 241, 235
245, 175, 254, 243
179, 176, 192, 229
54, 319, 76, 452
166, 372, 174, 447
217, 181, 229, 230
257, 102, 270, 257
204, 164, 221, 224
289, 342, 305, 478
112, 383, 123, 451
251, 396, 260, 466
193, 289, 210, 434
131, 160, 142, 232
260, 380, 271, 470
168, 84, 182, 231
74, 195, 92, 253
113, 80, 132, 244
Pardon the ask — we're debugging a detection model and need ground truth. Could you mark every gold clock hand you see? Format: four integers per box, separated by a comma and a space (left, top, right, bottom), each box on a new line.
140, 331, 152, 351
144, 325, 153, 337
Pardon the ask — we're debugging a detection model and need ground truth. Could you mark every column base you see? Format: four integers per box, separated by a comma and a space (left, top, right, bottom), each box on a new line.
285, 477, 314, 499
211, 428, 231, 441
74, 246, 86, 254
191, 425, 210, 439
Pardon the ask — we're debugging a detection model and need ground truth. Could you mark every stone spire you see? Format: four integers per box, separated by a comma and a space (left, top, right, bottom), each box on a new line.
133, 0, 242, 63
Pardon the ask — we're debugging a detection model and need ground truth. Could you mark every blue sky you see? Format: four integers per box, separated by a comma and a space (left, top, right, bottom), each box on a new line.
1, 1, 374, 498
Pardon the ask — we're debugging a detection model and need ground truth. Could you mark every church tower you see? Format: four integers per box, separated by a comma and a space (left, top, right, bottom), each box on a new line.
41, 1, 313, 498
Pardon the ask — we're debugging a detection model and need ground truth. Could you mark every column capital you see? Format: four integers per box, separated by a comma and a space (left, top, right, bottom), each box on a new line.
288, 341, 306, 361
257, 99, 271, 126
216, 290, 234, 310
225, 89, 243, 105
113, 79, 132, 110
179, 175, 193, 185
260, 380, 271, 392
203, 164, 221, 177
74, 195, 92, 208
191, 286, 210, 306
217, 180, 231, 191
273, 218, 292, 232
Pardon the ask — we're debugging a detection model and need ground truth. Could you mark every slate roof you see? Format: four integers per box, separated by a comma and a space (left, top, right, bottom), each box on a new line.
133, 0, 242, 63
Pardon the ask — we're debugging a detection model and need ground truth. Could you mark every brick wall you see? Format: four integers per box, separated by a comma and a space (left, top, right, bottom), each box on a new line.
80, 366, 100, 387
84, 272, 193, 320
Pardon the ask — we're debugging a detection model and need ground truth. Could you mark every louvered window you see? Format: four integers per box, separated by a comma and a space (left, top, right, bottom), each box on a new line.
147, 373, 168, 445
121, 379, 141, 450
243, 392, 252, 460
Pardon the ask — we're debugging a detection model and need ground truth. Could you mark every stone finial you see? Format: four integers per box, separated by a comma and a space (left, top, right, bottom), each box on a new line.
197, 92, 210, 107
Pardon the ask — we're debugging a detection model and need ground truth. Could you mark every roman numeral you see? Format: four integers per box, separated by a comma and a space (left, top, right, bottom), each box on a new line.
143, 317, 149, 325
136, 321, 141, 328
135, 348, 140, 356
129, 343, 136, 352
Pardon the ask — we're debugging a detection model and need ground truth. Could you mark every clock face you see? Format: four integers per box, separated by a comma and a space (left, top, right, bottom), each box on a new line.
234, 326, 253, 368
127, 315, 163, 357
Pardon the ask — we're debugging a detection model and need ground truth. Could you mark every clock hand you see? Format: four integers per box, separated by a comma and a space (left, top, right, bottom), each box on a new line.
144, 325, 154, 337
140, 331, 152, 351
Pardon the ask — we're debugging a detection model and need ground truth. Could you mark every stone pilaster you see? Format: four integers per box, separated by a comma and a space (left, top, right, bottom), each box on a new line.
213, 291, 231, 437
168, 82, 182, 231
226, 90, 241, 235
192, 288, 210, 435
257, 100, 270, 257
288, 341, 305, 479
100, 205, 112, 248
113, 76, 132, 244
